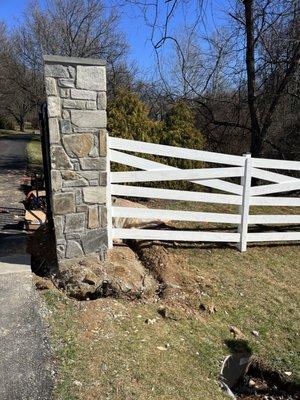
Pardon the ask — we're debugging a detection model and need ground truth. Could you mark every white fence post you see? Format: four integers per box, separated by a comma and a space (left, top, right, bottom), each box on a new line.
238, 153, 252, 252
106, 132, 113, 249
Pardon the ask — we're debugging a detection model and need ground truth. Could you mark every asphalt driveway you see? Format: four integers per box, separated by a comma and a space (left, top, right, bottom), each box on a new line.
0, 133, 54, 400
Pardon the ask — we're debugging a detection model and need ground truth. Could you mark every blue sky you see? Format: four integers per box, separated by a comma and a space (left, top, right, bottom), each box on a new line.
0, 0, 230, 75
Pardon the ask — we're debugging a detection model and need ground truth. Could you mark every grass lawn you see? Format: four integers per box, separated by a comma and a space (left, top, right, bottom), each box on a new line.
40, 200, 300, 399
26, 135, 43, 170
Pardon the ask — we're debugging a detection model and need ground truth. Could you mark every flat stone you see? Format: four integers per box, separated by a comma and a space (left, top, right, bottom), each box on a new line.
81, 229, 107, 254
71, 89, 96, 100
76, 65, 106, 90
63, 99, 86, 109
60, 119, 72, 134
65, 213, 85, 233
68, 66, 75, 78
48, 118, 60, 143
100, 206, 107, 227
62, 134, 94, 158
65, 233, 81, 240
88, 206, 99, 229
97, 92, 106, 109
63, 179, 88, 188
62, 110, 70, 119
58, 78, 75, 88
83, 187, 106, 204
78, 171, 99, 181
45, 64, 69, 78
76, 205, 88, 212
86, 101, 97, 110
79, 157, 106, 170
89, 146, 98, 157
51, 170, 62, 192
74, 188, 82, 204
72, 127, 99, 133
60, 88, 69, 98
70, 110, 106, 128
99, 129, 107, 156
47, 97, 61, 117
53, 192, 75, 215
45, 77, 57, 96
61, 170, 79, 180
51, 145, 72, 169
54, 216, 64, 239
99, 172, 107, 186
66, 241, 84, 258
57, 244, 66, 260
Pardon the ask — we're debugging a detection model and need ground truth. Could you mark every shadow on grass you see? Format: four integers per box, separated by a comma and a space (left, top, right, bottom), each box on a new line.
224, 339, 253, 356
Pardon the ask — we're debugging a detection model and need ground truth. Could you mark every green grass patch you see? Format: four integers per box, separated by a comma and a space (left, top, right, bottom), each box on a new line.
27, 136, 43, 169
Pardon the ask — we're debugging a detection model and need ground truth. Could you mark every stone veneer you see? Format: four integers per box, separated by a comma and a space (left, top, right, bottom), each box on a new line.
43, 55, 108, 261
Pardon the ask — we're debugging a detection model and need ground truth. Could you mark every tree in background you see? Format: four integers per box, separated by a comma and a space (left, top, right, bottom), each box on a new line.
163, 101, 204, 148
0, 0, 130, 130
161, 100, 204, 169
128, 0, 300, 160
107, 88, 163, 143
108, 89, 203, 150
14, 0, 129, 91
108, 88, 204, 187
0, 22, 43, 131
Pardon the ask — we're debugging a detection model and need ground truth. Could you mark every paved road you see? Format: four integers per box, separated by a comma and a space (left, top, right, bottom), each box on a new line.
0, 134, 31, 208
0, 134, 30, 243
0, 271, 54, 400
0, 134, 54, 399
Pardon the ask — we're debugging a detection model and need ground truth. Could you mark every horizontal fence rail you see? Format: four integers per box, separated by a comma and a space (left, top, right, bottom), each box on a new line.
110, 149, 243, 194
109, 137, 245, 166
107, 136, 300, 251
112, 228, 240, 242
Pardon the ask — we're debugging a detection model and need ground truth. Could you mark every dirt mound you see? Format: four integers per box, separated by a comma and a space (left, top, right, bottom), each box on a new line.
128, 240, 184, 298
54, 246, 157, 300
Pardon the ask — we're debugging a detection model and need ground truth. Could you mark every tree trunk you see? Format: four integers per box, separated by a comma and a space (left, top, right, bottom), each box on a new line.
244, 0, 262, 158
250, 129, 263, 158
19, 116, 25, 132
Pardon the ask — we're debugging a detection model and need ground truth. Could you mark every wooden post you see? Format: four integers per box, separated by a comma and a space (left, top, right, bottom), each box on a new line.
238, 153, 252, 252
106, 132, 113, 249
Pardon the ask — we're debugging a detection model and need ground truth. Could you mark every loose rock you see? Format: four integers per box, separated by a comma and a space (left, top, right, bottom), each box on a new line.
54, 247, 157, 300
229, 326, 245, 340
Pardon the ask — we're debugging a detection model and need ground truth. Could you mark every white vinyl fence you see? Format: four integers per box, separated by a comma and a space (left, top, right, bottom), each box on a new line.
106, 136, 300, 251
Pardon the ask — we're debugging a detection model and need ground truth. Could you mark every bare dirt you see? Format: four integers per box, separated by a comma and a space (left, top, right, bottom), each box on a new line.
234, 359, 300, 399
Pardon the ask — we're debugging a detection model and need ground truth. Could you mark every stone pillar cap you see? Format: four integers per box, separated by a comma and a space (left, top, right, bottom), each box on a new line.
43, 54, 106, 66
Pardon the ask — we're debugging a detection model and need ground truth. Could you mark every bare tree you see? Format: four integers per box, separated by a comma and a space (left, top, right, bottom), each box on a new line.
127, 0, 300, 158
0, 21, 43, 131
14, 0, 128, 71
0, 0, 130, 129
242, 0, 300, 156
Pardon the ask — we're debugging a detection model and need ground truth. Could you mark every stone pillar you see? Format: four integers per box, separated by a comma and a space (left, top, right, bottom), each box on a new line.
43, 55, 108, 262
